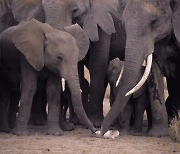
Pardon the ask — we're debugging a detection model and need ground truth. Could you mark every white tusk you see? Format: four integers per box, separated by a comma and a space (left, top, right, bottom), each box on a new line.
80, 89, 82, 93
115, 64, 124, 87
125, 54, 153, 96
61, 78, 65, 92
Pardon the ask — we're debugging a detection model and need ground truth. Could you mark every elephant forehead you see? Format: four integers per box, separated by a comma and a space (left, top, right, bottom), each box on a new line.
53, 31, 76, 45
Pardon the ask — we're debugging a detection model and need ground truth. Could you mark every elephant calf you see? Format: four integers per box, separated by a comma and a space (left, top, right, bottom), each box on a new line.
107, 58, 167, 135
0, 19, 96, 136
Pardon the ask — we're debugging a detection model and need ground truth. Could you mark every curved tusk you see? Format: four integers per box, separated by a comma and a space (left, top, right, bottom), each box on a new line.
61, 78, 65, 92
115, 64, 124, 87
125, 54, 153, 96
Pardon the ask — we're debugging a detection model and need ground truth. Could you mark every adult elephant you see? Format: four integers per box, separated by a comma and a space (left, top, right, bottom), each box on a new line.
73, 0, 180, 136
0, 19, 96, 135
98, 0, 180, 137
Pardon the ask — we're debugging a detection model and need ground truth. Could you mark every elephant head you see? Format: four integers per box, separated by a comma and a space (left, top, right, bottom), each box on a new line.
96, 0, 180, 136
11, 0, 81, 30
11, 19, 96, 133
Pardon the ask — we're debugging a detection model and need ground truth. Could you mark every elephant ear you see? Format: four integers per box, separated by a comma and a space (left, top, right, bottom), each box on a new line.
64, 24, 90, 61
83, 0, 121, 41
12, 19, 46, 71
171, 0, 180, 43
11, 0, 44, 22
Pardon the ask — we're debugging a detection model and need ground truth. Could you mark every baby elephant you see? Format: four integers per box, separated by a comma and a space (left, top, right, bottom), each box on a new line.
107, 58, 150, 134
0, 19, 96, 136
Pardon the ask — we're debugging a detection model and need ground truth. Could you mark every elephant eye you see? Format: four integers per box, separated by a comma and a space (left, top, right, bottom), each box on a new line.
150, 19, 158, 29
57, 55, 62, 61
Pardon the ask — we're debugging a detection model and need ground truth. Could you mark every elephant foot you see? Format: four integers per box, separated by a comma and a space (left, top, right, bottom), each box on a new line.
95, 130, 120, 139
13, 127, 29, 136
46, 126, 63, 136
61, 121, 75, 131
147, 126, 169, 137
89, 114, 104, 128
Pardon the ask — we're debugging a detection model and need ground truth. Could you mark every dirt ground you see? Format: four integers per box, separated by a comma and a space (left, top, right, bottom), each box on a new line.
0, 98, 180, 154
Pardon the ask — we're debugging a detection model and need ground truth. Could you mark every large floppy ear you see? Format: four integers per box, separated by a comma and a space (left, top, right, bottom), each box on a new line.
64, 24, 90, 61
82, 0, 121, 41
11, 0, 44, 22
12, 19, 47, 71
171, 0, 180, 43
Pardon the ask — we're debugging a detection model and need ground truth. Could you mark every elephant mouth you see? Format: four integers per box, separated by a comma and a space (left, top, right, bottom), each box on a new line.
116, 54, 153, 96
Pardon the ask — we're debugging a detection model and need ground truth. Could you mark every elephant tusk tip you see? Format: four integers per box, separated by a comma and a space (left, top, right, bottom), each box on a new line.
125, 92, 130, 96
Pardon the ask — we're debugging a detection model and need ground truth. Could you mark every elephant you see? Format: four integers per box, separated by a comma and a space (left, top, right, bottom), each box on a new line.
71, 0, 180, 137
97, 0, 180, 137
154, 33, 180, 123
107, 58, 152, 135
0, 0, 89, 127
0, 19, 96, 135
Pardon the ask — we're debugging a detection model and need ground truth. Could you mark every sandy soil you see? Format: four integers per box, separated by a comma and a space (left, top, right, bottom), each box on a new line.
0, 99, 179, 154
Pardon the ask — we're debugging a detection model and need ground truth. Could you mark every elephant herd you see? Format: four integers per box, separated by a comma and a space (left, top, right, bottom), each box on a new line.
0, 0, 179, 138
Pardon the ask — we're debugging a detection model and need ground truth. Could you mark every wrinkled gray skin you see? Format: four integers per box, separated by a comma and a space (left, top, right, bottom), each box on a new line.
0, 19, 96, 136
73, 0, 180, 137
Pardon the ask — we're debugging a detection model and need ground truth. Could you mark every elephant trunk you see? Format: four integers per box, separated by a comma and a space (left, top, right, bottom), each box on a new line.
100, 29, 154, 135
66, 68, 96, 133
42, 0, 73, 30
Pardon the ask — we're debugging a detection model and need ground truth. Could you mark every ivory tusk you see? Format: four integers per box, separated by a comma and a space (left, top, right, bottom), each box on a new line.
115, 64, 124, 87
61, 78, 65, 92
125, 54, 152, 96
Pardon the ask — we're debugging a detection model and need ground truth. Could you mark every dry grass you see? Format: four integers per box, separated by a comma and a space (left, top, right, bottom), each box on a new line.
169, 112, 180, 143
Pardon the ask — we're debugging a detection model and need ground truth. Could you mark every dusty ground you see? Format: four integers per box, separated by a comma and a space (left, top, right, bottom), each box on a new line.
0, 99, 180, 154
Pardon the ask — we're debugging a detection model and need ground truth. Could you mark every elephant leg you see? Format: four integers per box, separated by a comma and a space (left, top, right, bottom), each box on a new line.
118, 100, 133, 134
8, 90, 20, 129
14, 57, 38, 136
0, 87, 10, 133
30, 78, 47, 126
166, 78, 180, 123
60, 90, 75, 131
88, 29, 111, 127
147, 60, 168, 137
132, 94, 147, 135
46, 74, 63, 136
146, 103, 152, 131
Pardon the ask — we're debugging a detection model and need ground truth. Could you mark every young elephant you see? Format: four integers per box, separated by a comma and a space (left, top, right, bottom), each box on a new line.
107, 58, 151, 134
0, 19, 96, 136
